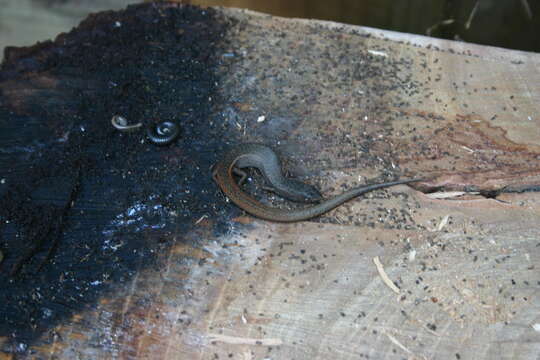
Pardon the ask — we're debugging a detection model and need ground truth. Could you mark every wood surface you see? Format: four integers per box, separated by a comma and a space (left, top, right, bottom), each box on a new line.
0, 3, 539, 359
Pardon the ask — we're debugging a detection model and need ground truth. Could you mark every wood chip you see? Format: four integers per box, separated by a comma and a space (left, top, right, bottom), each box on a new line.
437, 215, 450, 231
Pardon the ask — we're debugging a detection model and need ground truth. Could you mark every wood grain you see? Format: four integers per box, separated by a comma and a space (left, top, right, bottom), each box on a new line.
1, 4, 539, 359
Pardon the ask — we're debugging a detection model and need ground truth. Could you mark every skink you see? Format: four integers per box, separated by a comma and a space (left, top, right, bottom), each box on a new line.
212, 143, 422, 222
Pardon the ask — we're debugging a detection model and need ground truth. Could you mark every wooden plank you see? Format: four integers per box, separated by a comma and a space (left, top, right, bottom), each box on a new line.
0, 3, 539, 359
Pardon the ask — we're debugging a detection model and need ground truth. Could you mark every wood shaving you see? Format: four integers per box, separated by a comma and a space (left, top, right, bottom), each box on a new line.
373, 256, 400, 294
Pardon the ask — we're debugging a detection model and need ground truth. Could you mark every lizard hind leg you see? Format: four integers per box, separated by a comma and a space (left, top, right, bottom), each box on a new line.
232, 167, 248, 185
233, 167, 278, 193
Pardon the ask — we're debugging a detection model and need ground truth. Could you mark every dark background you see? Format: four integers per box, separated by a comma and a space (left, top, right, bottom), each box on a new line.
184, 0, 539, 52
0, 0, 539, 57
